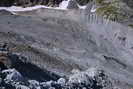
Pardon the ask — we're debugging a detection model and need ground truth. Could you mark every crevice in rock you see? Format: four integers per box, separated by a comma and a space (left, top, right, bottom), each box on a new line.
103, 55, 127, 69
0, 62, 7, 70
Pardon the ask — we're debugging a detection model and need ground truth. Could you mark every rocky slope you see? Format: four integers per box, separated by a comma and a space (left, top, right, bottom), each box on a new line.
0, 50, 114, 89
0, 0, 133, 89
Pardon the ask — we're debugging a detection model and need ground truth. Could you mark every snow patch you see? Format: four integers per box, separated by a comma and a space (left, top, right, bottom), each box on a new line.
59, 0, 71, 9
0, 5, 68, 13
91, 6, 97, 13
78, 5, 87, 9
2, 69, 23, 83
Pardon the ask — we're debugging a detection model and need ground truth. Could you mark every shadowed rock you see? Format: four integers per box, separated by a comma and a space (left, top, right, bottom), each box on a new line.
67, 0, 79, 9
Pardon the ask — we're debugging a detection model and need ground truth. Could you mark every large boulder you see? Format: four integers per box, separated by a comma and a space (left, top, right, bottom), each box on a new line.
2, 69, 23, 83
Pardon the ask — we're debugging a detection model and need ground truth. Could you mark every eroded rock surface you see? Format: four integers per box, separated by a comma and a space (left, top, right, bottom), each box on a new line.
0, 8, 133, 89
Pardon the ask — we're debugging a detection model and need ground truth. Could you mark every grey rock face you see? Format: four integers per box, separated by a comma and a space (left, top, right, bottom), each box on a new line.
2, 69, 23, 83
0, 8, 133, 88
121, 0, 133, 8
0, 0, 14, 7
0, 10, 14, 16
67, 0, 79, 9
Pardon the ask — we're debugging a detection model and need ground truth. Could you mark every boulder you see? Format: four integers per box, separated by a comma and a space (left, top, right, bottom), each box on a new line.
28, 80, 41, 89
2, 69, 23, 83
15, 85, 30, 89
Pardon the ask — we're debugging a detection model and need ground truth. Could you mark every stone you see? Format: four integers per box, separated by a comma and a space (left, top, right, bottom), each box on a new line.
2, 69, 23, 83
57, 78, 66, 85
28, 80, 41, 89
15, 85, 30, 89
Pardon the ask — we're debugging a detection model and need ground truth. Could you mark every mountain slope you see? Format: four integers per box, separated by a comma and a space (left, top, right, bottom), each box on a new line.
0, 8, 133, 89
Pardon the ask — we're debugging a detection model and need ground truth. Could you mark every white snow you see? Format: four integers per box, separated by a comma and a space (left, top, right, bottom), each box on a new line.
0, 0, 87, 12
59, 0, 71, 9
0, 4, 69, 13
68, 68, 98, 85
91, 6, 97, 13
0, 5, 50, 12
78, 5, 87, 9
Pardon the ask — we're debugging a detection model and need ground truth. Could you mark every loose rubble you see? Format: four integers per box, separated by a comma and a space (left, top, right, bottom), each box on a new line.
0, 67, 115, 89
0, 47, 114, 89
